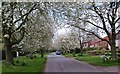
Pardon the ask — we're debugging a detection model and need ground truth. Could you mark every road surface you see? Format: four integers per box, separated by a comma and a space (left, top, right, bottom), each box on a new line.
44, 52, 105, 72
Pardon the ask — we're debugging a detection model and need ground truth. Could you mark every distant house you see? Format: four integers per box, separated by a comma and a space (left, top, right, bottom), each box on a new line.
83, 33, 120, 50
116, 33, 120, 50
107, 33, 120, 50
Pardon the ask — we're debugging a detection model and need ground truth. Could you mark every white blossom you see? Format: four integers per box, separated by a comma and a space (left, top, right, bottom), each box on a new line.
4, 34, 9, 38
7, 23, 11, 28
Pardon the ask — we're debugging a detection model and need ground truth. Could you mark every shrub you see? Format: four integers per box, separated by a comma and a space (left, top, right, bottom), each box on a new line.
101, 55, 110, 63
85, 47, 100, 51
87, 50, 113, 56
72, 52, 76, 57
100, 50, 106, 55
19, 52, 26, 56
30, 56, 33, 59
16, 60, 20, 64
21, 61, 27, 66
26, 54, 34, 59
117, 57, 120, 62
26, 54, 29, 57
75, 48, 80, 54
77, 53, 83, 56
104, 50, 111, 53
61, 51, 65, 55
70, 49, 74, 53
33, 55, 37, 58
87, 50, 102, 55
105, 53, 111, 56
94, 47, 100, 50
83, 48, 93, 51
117, 50, 120, 53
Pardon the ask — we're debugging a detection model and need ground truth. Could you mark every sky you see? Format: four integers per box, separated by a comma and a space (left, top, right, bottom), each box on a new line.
57, 28, 70, 35
52, 25, 71, 42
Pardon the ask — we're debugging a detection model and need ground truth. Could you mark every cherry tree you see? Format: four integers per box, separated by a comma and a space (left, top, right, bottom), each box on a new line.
51, 2, 120, 60
69, 2, 120, 60
2, 2, 37, 65
23, 4, 53, 57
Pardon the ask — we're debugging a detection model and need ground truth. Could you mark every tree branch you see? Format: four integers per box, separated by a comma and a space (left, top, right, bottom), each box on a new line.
114, 17, 120, 24
107, 13, 112, 25
77, 17, 105, 30
93, 5, 110, 38
70, 25, 109, 44
11, 27, 25, 45
116, 30, 120, 35
85, 20, 104, 30
116, 24, 120, 29
14, 4, 37, 24
12, 4, 37, 33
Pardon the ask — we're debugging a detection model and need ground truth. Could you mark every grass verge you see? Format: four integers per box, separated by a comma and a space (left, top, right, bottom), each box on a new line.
64, 53, 120, 66
2, 54, 46, 72
0, 62, 2, 74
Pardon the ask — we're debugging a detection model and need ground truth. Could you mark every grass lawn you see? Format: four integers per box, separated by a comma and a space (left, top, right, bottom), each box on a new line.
64, 53, 120, 66
0, 62, 2, 74
2, 54, 46, 73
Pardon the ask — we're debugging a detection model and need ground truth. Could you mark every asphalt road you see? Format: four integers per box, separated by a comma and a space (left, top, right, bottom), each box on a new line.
44, 52, 105, 72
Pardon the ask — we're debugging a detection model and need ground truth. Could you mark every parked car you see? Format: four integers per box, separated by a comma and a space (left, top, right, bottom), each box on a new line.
56, 51, 61, 55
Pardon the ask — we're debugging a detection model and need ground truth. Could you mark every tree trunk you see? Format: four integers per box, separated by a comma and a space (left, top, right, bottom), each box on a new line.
111, 43, 117, 60
109, 33, 117, 60
4, 38, 14, 65
6, 49, 14, 65
80, 39, 83, 56
40, 48, 44, 57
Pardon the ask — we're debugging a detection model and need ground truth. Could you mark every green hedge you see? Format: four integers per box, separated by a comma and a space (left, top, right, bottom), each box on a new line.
83, 47, 100, 51
86, 49, 120, 56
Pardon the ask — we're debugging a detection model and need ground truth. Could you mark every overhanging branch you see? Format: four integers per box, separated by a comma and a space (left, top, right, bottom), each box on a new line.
114, 17, 120, 24
78, 17, 104, 30
116, 24, 120, 29
85, 20, 104, 30
70, 25, 109, 44
12, 4, 37, 33
116, 30, 120, 35
14, 4, 37, 24
11, 27, 25, 45
91, 5, 110, 37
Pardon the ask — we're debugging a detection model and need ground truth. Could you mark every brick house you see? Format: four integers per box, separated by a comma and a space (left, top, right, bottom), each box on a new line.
116, 33, 120, 50
83, 33, 120, 50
